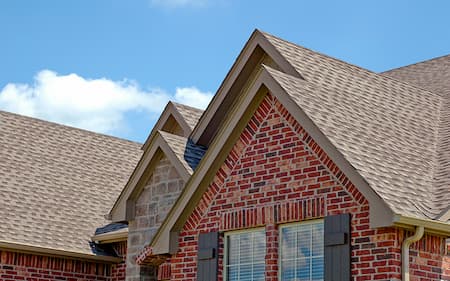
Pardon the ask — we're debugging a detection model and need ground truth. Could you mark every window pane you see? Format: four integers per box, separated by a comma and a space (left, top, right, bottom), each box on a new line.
280, 221, 324, 281
226, 229, 266, 281
312, 223, 324, 257
253, 263, 265, 281
296, 258, 310, 280
281, 260, 295, 281
227, 265, 239, 280
297, 226, 312, 258
281, 227, 296, 260
312, 257, 324, 281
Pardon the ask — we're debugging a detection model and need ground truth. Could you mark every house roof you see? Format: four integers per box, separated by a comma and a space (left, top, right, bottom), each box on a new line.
159, 130, 206, 175
171, 102, 204, 131
261, 32, 447, 220
382, 55, 450, 220
144, 30, 450, 259
0, 110, 142, 256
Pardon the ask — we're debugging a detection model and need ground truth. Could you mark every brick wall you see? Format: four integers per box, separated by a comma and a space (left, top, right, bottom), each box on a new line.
0, 250, 115, 281
167, 93, 450, 280
126, 155, 185, 281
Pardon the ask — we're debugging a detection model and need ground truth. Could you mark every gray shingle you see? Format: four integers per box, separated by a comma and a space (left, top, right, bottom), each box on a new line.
0, 111, 142, 255
172, 102, 204, 130
261, 33, 445, 220
158, 130, 206, 174
383, 56, 450, 217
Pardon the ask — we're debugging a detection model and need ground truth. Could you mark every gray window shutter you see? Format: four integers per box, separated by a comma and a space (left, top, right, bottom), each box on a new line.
197, 231, 219, 281
324, 213, 351, 281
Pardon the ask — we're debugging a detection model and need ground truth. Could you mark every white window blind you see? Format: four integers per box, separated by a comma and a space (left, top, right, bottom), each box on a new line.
225, 229, 266, 281
280, 220, 324, 281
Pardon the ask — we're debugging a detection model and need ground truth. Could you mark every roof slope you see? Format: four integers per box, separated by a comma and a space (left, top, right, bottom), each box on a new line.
260, 32, 446, 220
159, 130, 206, 175
171, 102, 204, 130
0, 111, 142, 255
382, 56, 450, 218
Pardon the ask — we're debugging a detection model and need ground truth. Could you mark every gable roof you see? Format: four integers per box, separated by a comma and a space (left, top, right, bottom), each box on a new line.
142, 102, 204, 151
109, 101, 206, 222
261, 32, 446, 220
0, 110, 142, 258
172, 102, 204, 131
145, 30, 450, 258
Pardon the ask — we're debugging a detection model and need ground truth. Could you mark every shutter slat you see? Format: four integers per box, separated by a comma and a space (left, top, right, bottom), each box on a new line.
324, 213, 351, 281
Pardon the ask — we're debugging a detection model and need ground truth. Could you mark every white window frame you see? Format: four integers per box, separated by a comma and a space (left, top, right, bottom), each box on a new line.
223, 227, 266, 281
278, 219, 324, 281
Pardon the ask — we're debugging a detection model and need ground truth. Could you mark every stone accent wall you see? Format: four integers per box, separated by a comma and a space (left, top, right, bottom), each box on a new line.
167, 94, 450, 280
126, 155, 185, 281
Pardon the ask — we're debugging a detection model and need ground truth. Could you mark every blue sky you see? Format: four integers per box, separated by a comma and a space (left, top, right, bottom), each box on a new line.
1, 0, 449, 142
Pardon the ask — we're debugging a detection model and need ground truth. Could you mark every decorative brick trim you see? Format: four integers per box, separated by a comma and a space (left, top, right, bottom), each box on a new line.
220, 197, 325, 231
135, 245, 153, 265
135, 245, 168, 266
0, 250, 110, 276
157, 262, 171, 280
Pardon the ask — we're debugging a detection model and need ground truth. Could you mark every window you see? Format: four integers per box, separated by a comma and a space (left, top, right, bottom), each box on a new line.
224, 229, 266, 281
280, 220, 324, 281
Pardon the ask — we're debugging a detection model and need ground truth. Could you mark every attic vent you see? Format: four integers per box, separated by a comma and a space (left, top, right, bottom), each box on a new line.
161, 114, 184, 136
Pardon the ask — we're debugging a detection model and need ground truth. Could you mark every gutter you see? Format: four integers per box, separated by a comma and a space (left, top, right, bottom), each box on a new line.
401, 226, 424, 281
393, 214, 450, 235
91, 228, 128, 244
0, 241, 122, 263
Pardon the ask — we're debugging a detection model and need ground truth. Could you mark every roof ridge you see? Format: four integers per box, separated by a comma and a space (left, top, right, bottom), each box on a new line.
170, 101, 204, 112
381, 53, 450, 74
261, 31, 441, 100
260, 30, 379, 76
0, 109, 142, 145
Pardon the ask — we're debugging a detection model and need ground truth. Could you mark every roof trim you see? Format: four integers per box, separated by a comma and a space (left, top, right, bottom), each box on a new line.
142, 102, 193, 151
149, 66, 395, 256
190, 29, 301, 146
0, 241, 122, 263
393, 214, 450, 236
91, 228, 128, 244
109, 131, 191, 222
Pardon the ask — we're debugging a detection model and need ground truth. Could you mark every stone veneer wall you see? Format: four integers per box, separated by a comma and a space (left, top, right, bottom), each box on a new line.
126, 155, 185, 281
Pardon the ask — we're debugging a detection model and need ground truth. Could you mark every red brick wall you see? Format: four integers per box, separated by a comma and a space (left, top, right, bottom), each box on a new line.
0, 250, 111, 281
0, 246, 127, 281
407, 233, 449, 281
167, 93, 449, 280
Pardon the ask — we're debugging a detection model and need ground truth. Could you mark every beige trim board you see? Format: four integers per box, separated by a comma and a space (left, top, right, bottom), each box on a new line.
0, 241, 122, 263
393, 215, 450, 236
190, 29, 301, 146
109, 131, 191, 222
149, 66, 399, 256
91, 228, 128, 244
142, 102, 193, 151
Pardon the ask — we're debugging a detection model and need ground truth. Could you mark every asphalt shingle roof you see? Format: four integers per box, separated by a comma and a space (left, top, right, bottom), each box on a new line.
0, 111, 142, 255
172, 102, 204, 130
159, 130, 206, 174
261, 32, 449, 220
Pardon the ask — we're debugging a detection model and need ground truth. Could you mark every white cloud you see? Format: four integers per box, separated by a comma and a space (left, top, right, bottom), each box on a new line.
174, 87, 213, 109
150, 0, 208, 8
0, 70, 212, 135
